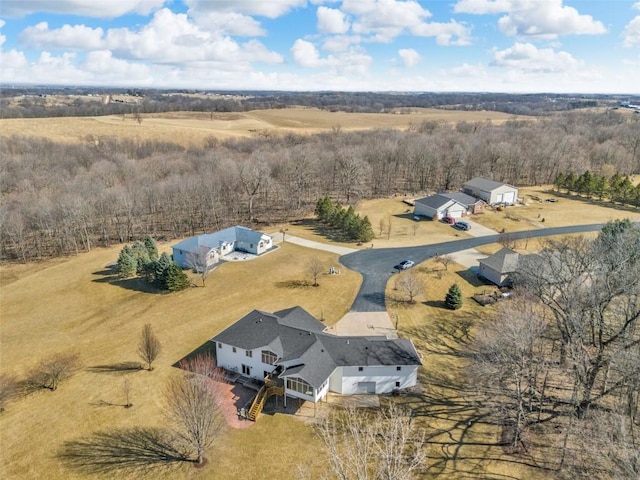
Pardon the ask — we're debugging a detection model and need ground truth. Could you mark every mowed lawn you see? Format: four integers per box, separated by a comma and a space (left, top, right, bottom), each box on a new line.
0, 241, 360, 480
0, 107, 530, 147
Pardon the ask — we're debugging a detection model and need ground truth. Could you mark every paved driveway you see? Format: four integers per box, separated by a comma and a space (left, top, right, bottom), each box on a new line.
340, 223, 607, 312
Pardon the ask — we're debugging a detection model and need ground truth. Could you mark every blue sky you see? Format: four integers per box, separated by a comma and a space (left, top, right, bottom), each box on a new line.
1, 1, 638, 93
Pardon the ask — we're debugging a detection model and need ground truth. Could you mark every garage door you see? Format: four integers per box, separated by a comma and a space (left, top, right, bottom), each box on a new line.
503, 192, 515, 204
445, 209, 463, 218
495, 193, 504, 203
356, 382, 376, 394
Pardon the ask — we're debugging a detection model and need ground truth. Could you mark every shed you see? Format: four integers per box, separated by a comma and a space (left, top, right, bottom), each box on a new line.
463, 177, 518, 205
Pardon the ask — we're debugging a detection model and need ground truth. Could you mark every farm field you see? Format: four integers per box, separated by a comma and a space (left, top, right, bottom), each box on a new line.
0, 107, 529, 146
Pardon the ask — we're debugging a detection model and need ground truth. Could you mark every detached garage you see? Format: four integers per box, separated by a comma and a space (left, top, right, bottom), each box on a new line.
414, 194, 467, 219
463, 177, 518, 205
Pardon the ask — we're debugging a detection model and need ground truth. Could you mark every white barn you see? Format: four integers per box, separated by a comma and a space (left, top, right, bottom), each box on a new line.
172, 226, 272, 269
463, 177, 518, 205
212, 307, 422, 404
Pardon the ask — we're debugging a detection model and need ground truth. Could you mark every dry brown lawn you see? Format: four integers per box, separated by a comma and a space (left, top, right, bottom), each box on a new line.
0, 107, 528, 147
472, 185, 640, 233
0, 241, 359, 480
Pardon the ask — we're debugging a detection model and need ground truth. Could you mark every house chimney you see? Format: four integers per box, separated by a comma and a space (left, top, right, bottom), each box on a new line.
346, 340, 349, 345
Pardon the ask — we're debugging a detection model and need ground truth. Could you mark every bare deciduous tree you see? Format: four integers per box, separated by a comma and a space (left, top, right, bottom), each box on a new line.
138, 324, 161, 371
471, 296, 550, 450
186, 247, 215, 287
122, 379, 132, 408
27, 352, 81, 391
434, 254, 454, 271
317, 404, 426, 480
396, 272, 424, 304
165, 355, 225, 465
306, 257, 324, 287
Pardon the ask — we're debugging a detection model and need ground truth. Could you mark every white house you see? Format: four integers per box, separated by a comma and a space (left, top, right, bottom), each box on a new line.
478, 247, 521, 286
414, 194, 467, 219
172, 226, 273, 269
212, 307, 422, 404
463, 177, 518, 205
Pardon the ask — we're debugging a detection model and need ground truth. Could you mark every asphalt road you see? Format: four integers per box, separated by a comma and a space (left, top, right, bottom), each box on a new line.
339, 223, 607, 312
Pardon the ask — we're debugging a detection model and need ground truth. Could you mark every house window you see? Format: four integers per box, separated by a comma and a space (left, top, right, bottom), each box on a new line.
245, 350, 253, 358
395, 381, 400, 388
232, 347, 237, 353
287, 377, 313, 396
358, 367, 364, 372
242, 364, 251, 375
396, 366, 402, 371
218, 343, 222, 348
261, 350, 278, 365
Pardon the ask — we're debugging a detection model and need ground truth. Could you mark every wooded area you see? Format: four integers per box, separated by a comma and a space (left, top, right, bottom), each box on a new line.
1, 110, 638, 262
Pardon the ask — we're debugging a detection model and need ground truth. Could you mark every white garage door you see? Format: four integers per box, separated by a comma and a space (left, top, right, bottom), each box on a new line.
503, 192, 515, 204
495, 193, 504, 203
445, 209, 463, 218
356, 382, 376, 394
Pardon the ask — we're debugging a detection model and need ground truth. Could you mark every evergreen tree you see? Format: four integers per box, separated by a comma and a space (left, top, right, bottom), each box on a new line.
553, 173, 565, 192
143, 235, 159, 261
116, 245, 137, 278
564, 172, 577, 193
165, 262, 190, 291
153, 252, 173, 290
131, 241, 151, 274
593, 174, 609, 200
357, 216, 375, 242
445, 283, 463, 310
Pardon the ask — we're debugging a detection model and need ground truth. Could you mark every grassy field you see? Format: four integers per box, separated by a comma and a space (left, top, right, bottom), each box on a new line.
0, 241, 359, 480
0, 107, 528, 147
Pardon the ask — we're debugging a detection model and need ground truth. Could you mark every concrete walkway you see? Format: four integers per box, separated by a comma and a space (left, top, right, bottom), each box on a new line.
325, 311, 398, 338
271, 232, 357, 255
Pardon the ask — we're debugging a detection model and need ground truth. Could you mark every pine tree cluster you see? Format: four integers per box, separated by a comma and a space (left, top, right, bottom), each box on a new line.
315, 196, 375, 242
553, 171, 640, 206
116, 236, 189, 291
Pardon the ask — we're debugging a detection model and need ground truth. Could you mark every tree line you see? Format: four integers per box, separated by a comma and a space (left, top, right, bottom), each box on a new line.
554, 170, 640, 206
472, 221, 640, 477
314, 196, 375, 242
1, 110, 638, 262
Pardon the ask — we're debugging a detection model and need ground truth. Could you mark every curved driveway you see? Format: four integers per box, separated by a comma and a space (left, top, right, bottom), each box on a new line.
340, 223, 606, 312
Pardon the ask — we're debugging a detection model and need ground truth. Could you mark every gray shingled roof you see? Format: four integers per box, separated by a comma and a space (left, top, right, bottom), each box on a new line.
414, 194, 463, 210
478, 247, 520, 273
464, 177, 514, 192
212, 307, 422, 389
440, 192, 483, 207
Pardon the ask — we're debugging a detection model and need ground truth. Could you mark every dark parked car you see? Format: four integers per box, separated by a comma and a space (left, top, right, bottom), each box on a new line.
440, 216, 455, 225
453, 221, 471, 231
394, 260, 415, 270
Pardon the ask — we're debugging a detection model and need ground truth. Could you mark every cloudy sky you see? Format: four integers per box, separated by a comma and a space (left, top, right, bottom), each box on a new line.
1, 0, 638, 93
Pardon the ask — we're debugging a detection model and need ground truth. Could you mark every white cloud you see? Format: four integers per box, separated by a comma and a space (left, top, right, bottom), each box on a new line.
103, 9, 282, 65
492, 42, 581, 72
623, 16, 640, 47
455, 0, 606, 38
634, 2, 640, 10
291, 38, 372, 75
398, 48, 420, 67
412, 20, 472, 46
450, 62, 487, 77
291, 39, 332, 67
454, 0, 514, 14
1, 0, 166, 18
317, 6, 350, 34
342, 0, 432, 42
322, 35, 361, 52
185, 0, 306, 19
20, 22, 104, 50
